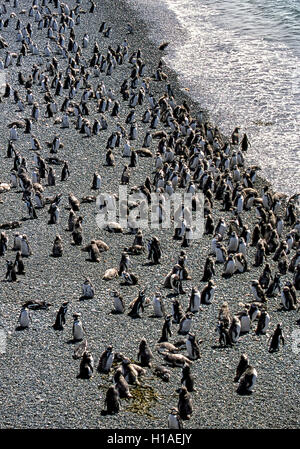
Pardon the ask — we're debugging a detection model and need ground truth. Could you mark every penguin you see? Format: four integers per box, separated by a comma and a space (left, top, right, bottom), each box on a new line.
69, 193, 80, 211
48, 203, 60, 225
88, 241, 101, 262
104, 385, 120, 415
97, 346, 114, 374
67, 210, 76, 232
215, 243, 227, 263
294, 265, 300, 291
14, 251, 25, 275
72, 313, 85, 341
111, 291, 125, 314
172, 298, 185, 324
178, 387, 193, 420
216, 321, 232, 347
6, 261, 17, 282
121, 271, 139, 285
201, 281, 215, 305
158, 314, 172, 342
53, 302, 69, 330
113, 370, 132, 399
154, 365, 171, 382
118, 252, 130, 275
186, 333, 201, 360
266, 273, 281, 297
248, 303, 260, 323
0, 232, 8, 256
128, 289, 147, 318
78, 352, 94, 379
223, 254, 236, 277
259, 264, 272, 290
234, 353, 249, 382
17, 305, 31, 328
268, 323, 285, 352
178, 313, 193, 335
228, 231, 239, 253
251, 280, 267, 303
237, 363, 257, 395
137, 338, 153, 367
238, 309, 251, 333
91, 172, 101, 190
52, 235, 63, 257
181, 363, 195, 392
168, 408, 183, 429
201, 256, 215, 282
229, 316, 241, 343
82, 278, 95, 299
162, 352, 192, 368
255, 310, 270, 335
281, 286, 296, 311
152, 292, 165, 317
61, 161, 70, 181
147, 236, 162, 264
187, 287, 201, 313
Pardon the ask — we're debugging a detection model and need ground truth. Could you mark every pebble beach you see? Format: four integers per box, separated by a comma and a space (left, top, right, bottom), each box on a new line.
0, 0, 299, 431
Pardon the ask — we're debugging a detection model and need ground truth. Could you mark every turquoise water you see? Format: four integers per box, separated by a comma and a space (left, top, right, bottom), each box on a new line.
130, 0, 300, 195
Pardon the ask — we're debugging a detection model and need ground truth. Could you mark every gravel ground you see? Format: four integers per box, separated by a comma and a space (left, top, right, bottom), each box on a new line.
0, 0, 299, 430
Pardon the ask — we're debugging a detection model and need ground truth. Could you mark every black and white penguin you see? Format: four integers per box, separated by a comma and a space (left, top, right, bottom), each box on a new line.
111, 291, 125, 314
236, 365, 257, 395
158, 315, 172, 342
168, 407, 183, 429
178, 386, 193, 420
128, 289, 147, 318
72, 313, 85, 342
238, 309, 251, 333
186, 333, 201, 360
5, 260, 17, 282
223, 254, 236, 277
187, 287, 201, 313
251, 280, 267, 303
97, 346, 114, 374
137, 338, 153, 367
281, 286, 296, 311
14, 251, 25, 275
201, 281, 215, 305
178, 313, 193, 335
17, 305, 31, 329
152, 292, 165, 317
216, 321, 232, 347
91, 172, 101, 190
82, 277, 95, 299
53, 302, 69, 331
266, 273, 281, 297
147, 236, 161, 264
229, 316, 241, 343
255, 310, 270, 335
181, 363, 195, 392
78, 352, 94, 379
234, 353, 249, 382
268, 323, 285, 352
201, 256, 215, 282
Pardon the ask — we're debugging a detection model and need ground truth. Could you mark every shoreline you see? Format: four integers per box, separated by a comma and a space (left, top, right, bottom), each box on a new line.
0, 0, 299, 430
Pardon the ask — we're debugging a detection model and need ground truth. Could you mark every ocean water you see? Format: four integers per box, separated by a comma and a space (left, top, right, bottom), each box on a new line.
129, 0, 300, 196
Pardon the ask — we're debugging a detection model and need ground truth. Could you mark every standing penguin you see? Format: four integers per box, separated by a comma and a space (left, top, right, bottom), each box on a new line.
181, 363, 195, 392
14, 251, 25, 275
178, 313, 193, 335
186, 333, 201, 360
147, 236, 162, 264
168, 408, 183, 429
5, 261, 17, 282
152, 292, 165, 317
200, 281, 215, 305
268, 323, 285, 352
81, 277, 95, 299
0, 232, 8, 256
72, 313, 85, 342
255, 309, 270, 335
158, 314, 172, 342
111, 290, 126, 314
234, 353, 249, 382
104, 385, 120, 415
229, 316, 241, 343
187, 287, 201, 313
17, 305, 31, 329
178, 387, 193, 420
237, 364, 257, 395
98, 346, 115, 374
52, 234, 63, 257
20, 235, 32, 257
53, 302, 69, 331
137, 338, 153, 367
78, 352, 94, 379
